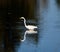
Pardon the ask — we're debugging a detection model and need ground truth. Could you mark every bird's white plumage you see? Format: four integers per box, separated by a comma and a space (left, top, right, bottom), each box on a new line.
20, 17, 38, 30
26, 25, 37, 30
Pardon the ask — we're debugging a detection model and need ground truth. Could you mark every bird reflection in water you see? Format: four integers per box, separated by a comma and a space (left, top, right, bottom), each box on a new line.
20, 30, 38, 42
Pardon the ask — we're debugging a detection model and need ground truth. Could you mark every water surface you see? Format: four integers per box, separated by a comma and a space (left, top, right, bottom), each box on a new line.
15, 0, 60, 52
0, 0, 60, 52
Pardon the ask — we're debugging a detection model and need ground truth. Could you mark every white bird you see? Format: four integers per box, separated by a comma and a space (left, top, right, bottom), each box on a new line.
20, 17, 38, 30
20, 30, 37, 42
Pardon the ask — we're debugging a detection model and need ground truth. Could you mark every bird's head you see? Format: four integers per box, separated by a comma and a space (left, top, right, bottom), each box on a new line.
20, 17, 26, 22
20, 17, 25, 20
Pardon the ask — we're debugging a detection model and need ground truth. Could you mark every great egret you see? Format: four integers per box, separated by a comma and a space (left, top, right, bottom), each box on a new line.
20, 30, 37, 42
20, 17, 38, 30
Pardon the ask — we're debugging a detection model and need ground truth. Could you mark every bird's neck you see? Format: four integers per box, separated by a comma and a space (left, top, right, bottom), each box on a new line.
24, 18, 26, 27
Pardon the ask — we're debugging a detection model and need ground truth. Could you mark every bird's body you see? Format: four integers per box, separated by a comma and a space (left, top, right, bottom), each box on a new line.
26, 25, 37, 30
20, 17, 38, 30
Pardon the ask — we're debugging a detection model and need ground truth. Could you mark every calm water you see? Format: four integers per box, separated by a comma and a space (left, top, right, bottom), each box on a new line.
15, 0, 60, 52
0, 0, 60, 52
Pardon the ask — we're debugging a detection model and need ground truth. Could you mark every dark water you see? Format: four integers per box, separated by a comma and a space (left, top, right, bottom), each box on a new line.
0, 0, 60, 52
15, 0, 60, 52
